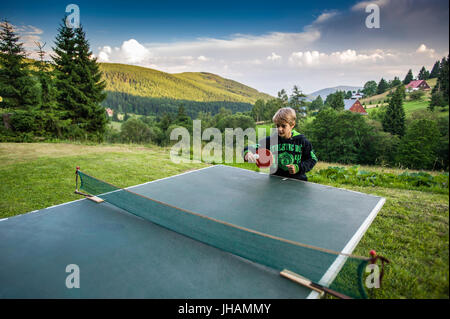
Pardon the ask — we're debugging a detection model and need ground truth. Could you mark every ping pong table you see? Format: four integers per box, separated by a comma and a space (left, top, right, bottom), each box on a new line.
0, 165, 385, 298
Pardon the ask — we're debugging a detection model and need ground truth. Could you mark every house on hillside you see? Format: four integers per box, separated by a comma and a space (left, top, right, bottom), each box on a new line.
344, 99, 367, 115
405, 80, 431, 92
106, 108, 114, 117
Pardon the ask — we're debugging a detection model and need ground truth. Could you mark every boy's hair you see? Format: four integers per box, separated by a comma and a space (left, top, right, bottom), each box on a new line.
272, 107, 296, 126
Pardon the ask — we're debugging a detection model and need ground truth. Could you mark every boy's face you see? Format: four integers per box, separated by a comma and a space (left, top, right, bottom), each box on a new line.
275, 121, 295, 139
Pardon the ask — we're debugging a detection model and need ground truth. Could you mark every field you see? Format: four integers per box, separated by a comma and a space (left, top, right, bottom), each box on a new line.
0, 142, 448, 299
366, 97, 449, 118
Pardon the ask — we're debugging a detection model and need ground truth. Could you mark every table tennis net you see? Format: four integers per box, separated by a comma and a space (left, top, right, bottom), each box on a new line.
77, 170, 372, 299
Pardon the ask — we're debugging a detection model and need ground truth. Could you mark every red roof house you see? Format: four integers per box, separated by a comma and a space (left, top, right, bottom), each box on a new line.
105, 108, 114, 117
405, 80, 431, 92
344, 99, 367, 115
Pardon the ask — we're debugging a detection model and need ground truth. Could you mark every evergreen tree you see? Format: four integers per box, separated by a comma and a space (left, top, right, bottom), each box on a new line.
309, 95, 323, 112
277, 89, 288, 106
74, 25, 107, 137
438, 55, 449, 103
345, 90, 352, 99
377, 78, 389, 94
390, 76, 402, 87
289, 85, 307, 117
382, 85, 405, 136
52, 19, 107, 140
403, 69, 414, 85
51, 19, 77, 126
430, 60, 440, 78
430, 55, 449, 108
417, 66, 430, 80
34, 41, 69, 137
175, 105, 191, 129
325, 91, 345, 111
0, 20, 39, 110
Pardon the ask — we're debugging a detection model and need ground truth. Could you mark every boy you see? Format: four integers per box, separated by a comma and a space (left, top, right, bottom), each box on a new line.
244, 107, 317, 181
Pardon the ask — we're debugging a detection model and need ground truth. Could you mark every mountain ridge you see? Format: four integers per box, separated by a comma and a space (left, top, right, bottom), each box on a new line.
307, 85, 363, 100
99, 63, 273, 103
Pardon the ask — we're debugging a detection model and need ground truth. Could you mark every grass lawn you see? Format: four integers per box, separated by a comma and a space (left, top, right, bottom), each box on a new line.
0, 142, 448, 299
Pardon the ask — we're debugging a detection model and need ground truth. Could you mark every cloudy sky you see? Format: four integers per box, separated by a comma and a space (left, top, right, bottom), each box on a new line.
1, 0, 448, 95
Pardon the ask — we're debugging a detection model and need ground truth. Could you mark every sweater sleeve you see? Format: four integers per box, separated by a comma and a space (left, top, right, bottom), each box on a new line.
299, 137, 318, 174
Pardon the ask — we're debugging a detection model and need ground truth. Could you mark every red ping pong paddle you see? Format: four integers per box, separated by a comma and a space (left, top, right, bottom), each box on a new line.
255, 148, 273, 168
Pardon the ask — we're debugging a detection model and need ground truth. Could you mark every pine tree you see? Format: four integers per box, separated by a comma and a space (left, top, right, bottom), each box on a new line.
34, 41, 70, 137
418, 66, 430, 80
391, 76, 402, 87
309, 95, 323, 112
430, 55, 449, 109
438, 55, 449, 104
51, 19, 77, 125
430, 60, 441, 78
277, 89, 288, 106
403, 69, 414, 85
52, 19, 107, 139
0, 20, 39, 110
74, 25, 107, 137
289, 85, 307, 117
377, 78, 389, 94
382, 85, 405, 136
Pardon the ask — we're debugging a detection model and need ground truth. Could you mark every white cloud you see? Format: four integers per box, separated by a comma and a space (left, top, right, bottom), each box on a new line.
197, 55, 211, 61
267, 52, 282, 61
120, 39, 150, 63
289, 49, 387, 67
98, 39, 150, 64
351, 0, 390, 11
289, 51, 324, 66
314, 11, 339, 24
416, 44, 436, 58
93, 0, 448, 95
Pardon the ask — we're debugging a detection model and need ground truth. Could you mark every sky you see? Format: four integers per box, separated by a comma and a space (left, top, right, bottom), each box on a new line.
1, 0, 449, 96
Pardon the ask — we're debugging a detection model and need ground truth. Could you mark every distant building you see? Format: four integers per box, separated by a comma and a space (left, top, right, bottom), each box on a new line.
405, 80, 431, 92
344, 99, 367, 115
351, 92, 364, 100
106, 108, 114, 117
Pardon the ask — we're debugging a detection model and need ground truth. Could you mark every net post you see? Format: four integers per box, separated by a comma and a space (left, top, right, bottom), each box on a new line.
75, 166, 80, 192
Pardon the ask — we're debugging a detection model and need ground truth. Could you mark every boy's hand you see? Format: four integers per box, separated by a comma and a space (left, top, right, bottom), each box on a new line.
245, 152, 257, 163
286, 164, 298, 175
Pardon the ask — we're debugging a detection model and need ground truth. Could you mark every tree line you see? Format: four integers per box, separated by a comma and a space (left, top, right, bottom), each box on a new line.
0, 18, 108, 141
303, 84, 448, 170
106, 105, 256, 146
104, 91, 252, 118
361, 56, 449, 107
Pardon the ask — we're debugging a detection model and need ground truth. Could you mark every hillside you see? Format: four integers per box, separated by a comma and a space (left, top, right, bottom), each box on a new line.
100, 63, 273, 103
360, 78, 437, 107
